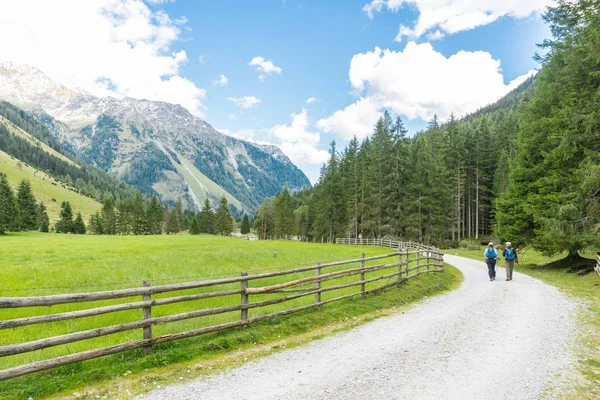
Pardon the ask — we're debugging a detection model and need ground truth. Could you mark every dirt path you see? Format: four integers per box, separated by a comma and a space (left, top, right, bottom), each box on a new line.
137, 255, 577, 400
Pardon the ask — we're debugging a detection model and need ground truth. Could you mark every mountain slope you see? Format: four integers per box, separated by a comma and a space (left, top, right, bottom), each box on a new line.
0, 62, 311, 213
0, 151, 100, 224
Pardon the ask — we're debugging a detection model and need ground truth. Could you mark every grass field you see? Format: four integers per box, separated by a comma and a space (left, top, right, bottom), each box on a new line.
0, 233, 462, 399
0, 150, 101, 223
447, 247, 600, 399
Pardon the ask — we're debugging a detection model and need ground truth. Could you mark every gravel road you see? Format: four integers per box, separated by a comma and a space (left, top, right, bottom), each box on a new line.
137, 255, 577, 400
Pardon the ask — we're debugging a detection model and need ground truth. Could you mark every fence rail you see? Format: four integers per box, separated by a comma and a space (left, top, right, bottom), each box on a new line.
0, 241, 443, 381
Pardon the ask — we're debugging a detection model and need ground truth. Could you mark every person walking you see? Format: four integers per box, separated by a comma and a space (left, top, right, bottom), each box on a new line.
484, 242, 498, 281
502, 242, 519, 281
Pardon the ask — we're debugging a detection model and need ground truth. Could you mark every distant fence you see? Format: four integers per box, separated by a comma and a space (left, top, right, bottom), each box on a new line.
0, 242, 443, 381
596, 253, 600, 277
335, 238, 439, 252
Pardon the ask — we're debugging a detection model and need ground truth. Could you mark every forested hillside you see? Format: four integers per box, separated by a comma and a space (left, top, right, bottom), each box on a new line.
254, 1, 599, 256
254, 78, 533, 247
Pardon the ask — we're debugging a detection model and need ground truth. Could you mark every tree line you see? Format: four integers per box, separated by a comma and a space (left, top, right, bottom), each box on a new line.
254, 0, 599, 257
88, 194, 235, 236
0, 172, 87, 234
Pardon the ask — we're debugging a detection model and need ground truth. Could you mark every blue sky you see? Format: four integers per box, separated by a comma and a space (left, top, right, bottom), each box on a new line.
158, 0, 550, 181
0, 0, 552, 182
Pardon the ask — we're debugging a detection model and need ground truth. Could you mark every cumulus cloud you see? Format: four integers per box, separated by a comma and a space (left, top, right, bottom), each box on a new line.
212, 74, 228, 86
306, 97, 320, 104
248, 56, 282, 80
219, 109, 328, 175
0, 0, 207, 117
318, 42, 537, 139
269, 108, 329, 166
226, 96, 262, 109
362, 0, 553, 41
198, 55, 205, 64
317, 97, 381, 140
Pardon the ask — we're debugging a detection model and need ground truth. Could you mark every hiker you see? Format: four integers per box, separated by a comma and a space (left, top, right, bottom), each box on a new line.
483, 242, 498, 281
502, 242, 519, 281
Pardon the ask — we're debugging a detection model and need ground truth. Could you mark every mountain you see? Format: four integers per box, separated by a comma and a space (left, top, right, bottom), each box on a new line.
0, 62, 311, 213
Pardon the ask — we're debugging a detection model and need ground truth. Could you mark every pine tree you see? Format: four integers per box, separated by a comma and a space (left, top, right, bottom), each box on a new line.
16, 180, 38, 230
214, 196, 233, 235
72, 212, 86, 234
89, 211, 103, 235
496, 0, 600, 256
240, 213, 250, 234
189, 216, 200, 234
37, 201, 49, 232
55, 201, 74, 233
165, 208, 180, 234
101, 194, 117, 235
198, 198, 215, 234
147, 196, 164, 235
273, 187, 295, 237
0, 173, 16, 233
131, 192, 146, 235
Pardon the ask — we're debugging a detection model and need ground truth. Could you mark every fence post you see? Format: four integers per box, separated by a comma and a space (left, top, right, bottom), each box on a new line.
142, 280, 152, 353
405, 249, 410, 279
398, 247, 403, 282
315, 263, 322, 304
241, 272, 249, 321
360, 252, 366, 298
427, 251, 430, 272
416, 251, 420, 274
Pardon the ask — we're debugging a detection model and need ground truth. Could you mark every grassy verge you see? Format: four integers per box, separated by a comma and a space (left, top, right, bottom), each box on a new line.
446, 247, 600, 399
0, 233, 462, 399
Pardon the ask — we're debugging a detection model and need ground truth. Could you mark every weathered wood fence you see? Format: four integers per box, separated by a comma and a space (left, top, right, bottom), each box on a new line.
596, 253, 600, 277
0, 242, 443, 381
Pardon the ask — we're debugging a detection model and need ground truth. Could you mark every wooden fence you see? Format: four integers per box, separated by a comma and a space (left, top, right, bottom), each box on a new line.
335, 238, 439, 252
0, 243, 443, 381
596, 253, 600, 277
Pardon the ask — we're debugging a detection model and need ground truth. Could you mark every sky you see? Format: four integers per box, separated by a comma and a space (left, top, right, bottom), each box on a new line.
0, 0, 552, 183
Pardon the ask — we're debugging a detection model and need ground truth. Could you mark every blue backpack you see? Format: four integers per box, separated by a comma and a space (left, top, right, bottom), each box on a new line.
485, 248, 496, 258
505, 248, 515, 261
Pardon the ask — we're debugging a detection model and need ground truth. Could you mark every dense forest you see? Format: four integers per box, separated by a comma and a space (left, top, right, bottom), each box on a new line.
254, 0, 599, 257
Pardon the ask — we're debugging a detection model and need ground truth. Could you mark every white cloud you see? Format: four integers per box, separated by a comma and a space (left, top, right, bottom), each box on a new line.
317, 97, 381, 140
198, 55, 205, 64
362, 0, 553, 41
0, 0, 207, 117
212, 74, 228, 86
318, 42, 537, 139
228, 113, 238, 121
248, 56, 282, 79
306, 97, 320, 104
226, 96, 262, 109
269, 108, 329, 166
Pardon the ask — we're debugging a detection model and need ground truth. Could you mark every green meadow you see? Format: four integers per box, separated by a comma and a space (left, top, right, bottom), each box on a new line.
0, 233, 461, 399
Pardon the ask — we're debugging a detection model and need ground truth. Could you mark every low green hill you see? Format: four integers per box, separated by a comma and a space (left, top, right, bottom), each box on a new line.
0, 150, 100, 223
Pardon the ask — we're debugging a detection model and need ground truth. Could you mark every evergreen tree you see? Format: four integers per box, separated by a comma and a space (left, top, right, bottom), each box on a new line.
214, 196, 233, 235
198, 198, 215, 234
189, 216, 200, 234
131, 192, 146, 235
72, 212, 86, 234
165, 208, 180, 234
0, 172, 16, 233
16, 180, 38, 230
89, 211, 103, 235
146, 196, 164, 235
55, 201, 74, 233
240, 213, 250, 234
101, 194, 117, 235
273, 186, 295, 237
37, 201, 49, 232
